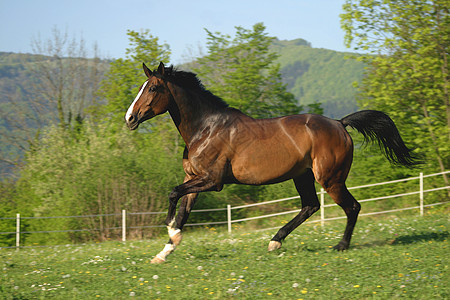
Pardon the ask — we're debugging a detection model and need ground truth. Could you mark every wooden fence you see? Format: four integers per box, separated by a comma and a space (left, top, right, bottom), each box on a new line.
1, 171, 448, 248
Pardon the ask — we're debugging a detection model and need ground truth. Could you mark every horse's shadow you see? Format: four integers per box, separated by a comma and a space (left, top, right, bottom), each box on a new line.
354, 230, 449, 249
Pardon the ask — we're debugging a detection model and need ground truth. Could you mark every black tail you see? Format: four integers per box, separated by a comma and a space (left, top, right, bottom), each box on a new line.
340, 110, 418, 167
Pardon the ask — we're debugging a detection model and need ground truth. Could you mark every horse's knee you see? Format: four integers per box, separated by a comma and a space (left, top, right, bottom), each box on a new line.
300, 204, 320, 216
326, 185, 359, 212
169, 190, 179, 204
310, 204, 320, 213
343, 200, 361, 216
352, 201, 361, 212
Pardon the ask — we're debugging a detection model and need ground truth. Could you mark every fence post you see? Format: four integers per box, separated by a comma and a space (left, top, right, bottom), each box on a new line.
122, 209, 126, 242
320, 188, 325, 227
16, 213, 20, 249
227, 205, 232, 233
419, 172, 424, 216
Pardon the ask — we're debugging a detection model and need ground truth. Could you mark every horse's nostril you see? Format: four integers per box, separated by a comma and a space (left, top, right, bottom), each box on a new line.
128, 115, 134, 122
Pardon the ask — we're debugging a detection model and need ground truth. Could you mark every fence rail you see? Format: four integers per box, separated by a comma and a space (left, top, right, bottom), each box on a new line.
1, 171, 448, 248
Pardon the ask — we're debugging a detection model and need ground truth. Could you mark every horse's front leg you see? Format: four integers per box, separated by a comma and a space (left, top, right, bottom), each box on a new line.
150, 192, 198, 263
151, 175, 220, 263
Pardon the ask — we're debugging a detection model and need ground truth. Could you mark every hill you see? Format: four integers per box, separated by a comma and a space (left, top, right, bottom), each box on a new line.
272, 38, 365, 118
0, 40, 365, 118
0, 52, 109, 177
0, 53, 37, 176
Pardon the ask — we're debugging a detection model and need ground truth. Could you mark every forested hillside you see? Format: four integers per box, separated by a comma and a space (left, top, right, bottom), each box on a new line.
0, 52, 108, 177
273, 38, 365, 117
0, 40, 365, 119
0, 53, 39, 176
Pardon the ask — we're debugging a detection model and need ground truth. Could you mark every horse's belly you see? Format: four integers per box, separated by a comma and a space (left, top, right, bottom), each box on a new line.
230, 147, 310, 185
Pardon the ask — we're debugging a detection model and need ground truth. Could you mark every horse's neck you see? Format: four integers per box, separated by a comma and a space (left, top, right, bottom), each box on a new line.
167, 84, 217, 146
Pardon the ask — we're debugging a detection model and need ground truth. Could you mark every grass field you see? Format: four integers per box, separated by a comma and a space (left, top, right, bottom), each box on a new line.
1, 210, 448, 299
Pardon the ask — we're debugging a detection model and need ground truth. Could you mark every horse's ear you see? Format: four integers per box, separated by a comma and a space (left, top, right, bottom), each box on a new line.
157, 62, 165, 76
143, 63, 152, 78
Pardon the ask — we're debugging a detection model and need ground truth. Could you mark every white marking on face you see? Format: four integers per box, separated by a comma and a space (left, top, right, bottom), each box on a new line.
125, 80, 148, 122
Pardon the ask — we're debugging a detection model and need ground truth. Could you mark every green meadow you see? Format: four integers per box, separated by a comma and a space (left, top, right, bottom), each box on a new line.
1, 209, 448, 299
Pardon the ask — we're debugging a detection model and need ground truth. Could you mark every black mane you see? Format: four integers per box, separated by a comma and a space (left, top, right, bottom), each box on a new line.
157, 66, 229, 110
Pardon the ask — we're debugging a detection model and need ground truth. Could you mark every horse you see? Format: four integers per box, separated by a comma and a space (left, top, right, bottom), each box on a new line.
125, 62, 416, 263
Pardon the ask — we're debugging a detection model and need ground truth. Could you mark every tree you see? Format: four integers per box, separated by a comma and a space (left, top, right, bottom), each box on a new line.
0, 180, 18, 246
341, 0, 449, 186
13, 121, 182, 245
96, 29, 171, 124
193, 23, 300, 118
29, 27, 103, 129
0, 27, 104, 175
8, 30, 179, 246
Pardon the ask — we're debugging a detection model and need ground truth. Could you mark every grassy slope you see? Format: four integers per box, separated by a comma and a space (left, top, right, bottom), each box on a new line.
1, 210, 448, 299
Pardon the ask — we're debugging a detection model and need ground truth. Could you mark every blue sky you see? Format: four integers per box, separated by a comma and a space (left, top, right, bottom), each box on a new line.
0, 0, 349, 64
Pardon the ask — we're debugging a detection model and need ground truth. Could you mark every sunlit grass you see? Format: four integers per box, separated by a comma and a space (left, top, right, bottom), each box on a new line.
1, 209, 448, 299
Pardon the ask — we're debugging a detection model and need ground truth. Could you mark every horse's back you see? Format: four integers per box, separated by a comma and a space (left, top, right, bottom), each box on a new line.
226, 113, 352, 185
276, 113, 351, 150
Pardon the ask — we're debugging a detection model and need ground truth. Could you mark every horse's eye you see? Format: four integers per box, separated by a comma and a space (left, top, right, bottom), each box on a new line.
149, 86, 157, 92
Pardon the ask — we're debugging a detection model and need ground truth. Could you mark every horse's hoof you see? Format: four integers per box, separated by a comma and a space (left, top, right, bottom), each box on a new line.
332, 241, 349, 251
268, 240, 282, 251
150, 256, 165, 264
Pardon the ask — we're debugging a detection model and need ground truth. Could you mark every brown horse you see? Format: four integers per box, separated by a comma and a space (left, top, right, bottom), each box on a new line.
125, 62, 416, 263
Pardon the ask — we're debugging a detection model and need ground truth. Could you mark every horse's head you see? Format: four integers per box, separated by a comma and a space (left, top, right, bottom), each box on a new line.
125, 62, 173, 130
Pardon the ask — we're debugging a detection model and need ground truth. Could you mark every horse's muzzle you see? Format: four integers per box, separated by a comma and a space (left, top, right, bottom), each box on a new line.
125, 115, 139, 130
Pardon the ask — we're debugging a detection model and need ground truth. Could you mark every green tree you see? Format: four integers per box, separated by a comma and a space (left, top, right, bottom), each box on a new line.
96, 29, 171, 123
7, 30, 179, 246
13, 121, 185, 245
193, 23, 300, 118
28, 27, 103, 129
0, 180, 18, 246
341, 0, 449, 186
189, 23, 306, 204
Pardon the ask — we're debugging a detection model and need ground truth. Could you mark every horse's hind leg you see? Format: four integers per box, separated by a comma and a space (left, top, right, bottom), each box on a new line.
268, 169, 320, 251
325, 183, 361, 250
